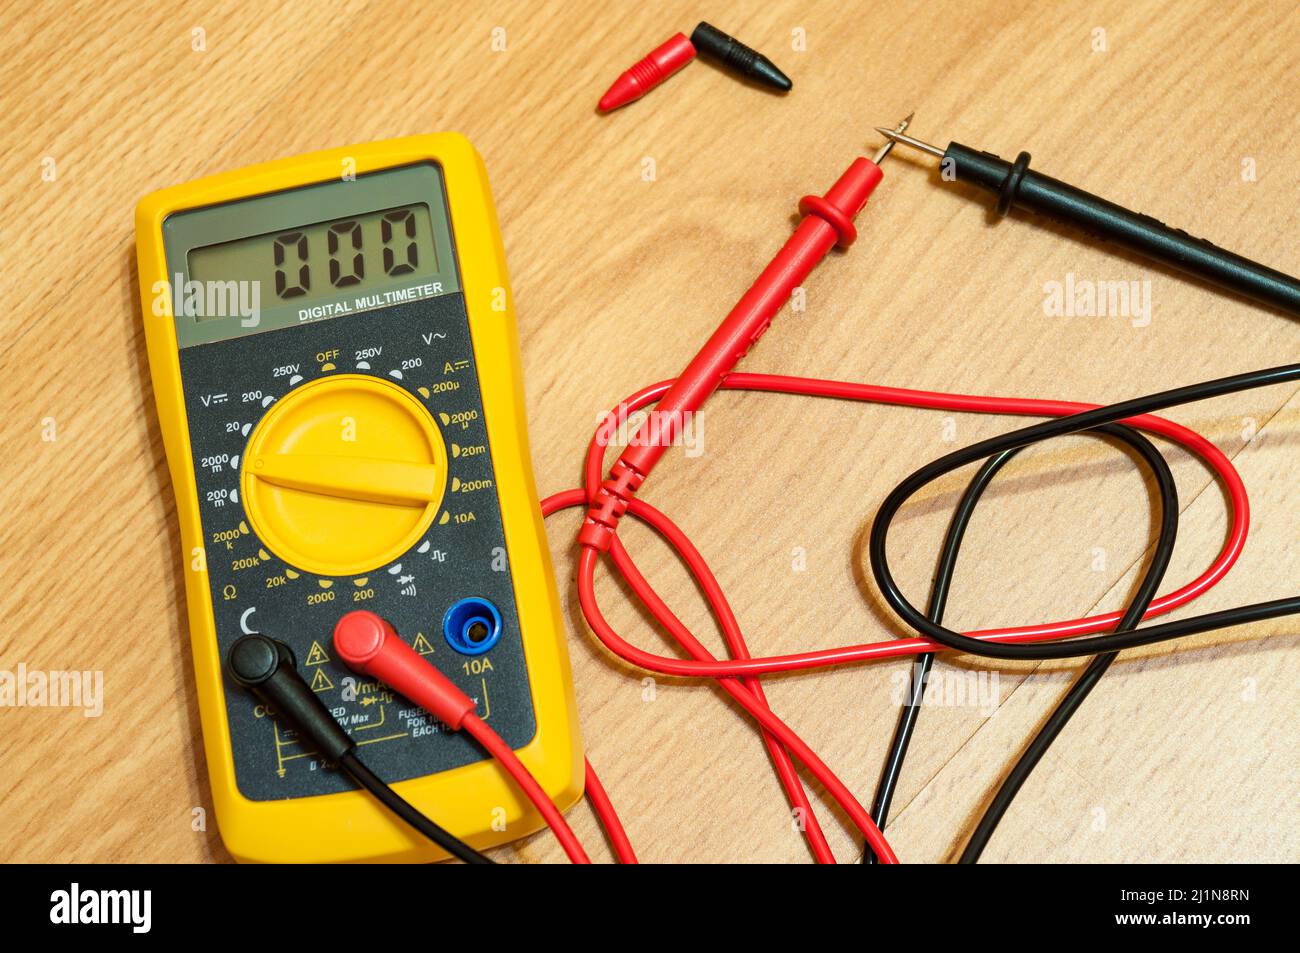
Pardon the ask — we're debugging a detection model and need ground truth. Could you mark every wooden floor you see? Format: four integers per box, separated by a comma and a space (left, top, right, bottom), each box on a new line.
1, 0, 1297, 863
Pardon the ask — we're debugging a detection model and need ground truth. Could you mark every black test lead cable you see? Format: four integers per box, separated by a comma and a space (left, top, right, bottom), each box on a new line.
859, 120, 1300, 860
226, 635, 493, 864
863, 424, 1178, 862
333, 750, 494, 863
870, 361, 1300, 661
867, 440, 1172, 863
955, 424, 1177, 864
874, 126, 1300, 318
864, 449, 1017, 862
865, 361, 1300, 861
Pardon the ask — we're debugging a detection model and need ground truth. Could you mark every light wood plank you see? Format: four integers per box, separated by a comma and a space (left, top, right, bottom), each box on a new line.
1, 0, 1296, 863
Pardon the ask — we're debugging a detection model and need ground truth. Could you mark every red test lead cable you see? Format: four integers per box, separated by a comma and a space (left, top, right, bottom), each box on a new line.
575, 130, 908, 864
549, 379, 1248, 864
562, 123, 1252, 864
570, 376, 1250, 676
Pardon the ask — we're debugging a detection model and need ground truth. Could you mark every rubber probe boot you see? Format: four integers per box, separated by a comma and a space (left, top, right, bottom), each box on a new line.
598, 32, 696, 111
690, 22, 792, 91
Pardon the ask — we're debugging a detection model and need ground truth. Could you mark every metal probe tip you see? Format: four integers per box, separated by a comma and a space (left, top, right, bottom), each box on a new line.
873, 126, 945, 159
871, 112, 915, 164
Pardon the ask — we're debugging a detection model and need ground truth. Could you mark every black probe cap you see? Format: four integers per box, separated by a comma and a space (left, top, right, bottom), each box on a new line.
227, 634, 354, 762
690, 22, 792, 92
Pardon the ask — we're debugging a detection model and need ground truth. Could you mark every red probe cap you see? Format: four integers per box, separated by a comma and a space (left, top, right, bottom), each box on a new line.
598, 32, 696, 111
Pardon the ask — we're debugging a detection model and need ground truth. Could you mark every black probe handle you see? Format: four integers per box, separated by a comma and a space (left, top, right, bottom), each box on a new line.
944, 141, 1300, 317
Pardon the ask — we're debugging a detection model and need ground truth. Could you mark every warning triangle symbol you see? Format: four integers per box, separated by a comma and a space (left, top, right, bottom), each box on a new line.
412, 633, 435, 656
305, 641, 330, 666
309, 668, 335, 693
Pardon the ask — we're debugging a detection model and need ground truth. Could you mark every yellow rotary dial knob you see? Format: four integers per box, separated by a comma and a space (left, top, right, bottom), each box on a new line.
241, 375, 448, 577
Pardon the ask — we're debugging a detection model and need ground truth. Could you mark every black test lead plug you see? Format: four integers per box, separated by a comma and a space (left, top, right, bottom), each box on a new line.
875, 126, 1300, 317
226, 634, 492, 864
691, 22, 792, 92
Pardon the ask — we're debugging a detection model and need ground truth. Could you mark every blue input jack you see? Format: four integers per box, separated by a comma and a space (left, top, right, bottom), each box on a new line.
442, 597, 503, 655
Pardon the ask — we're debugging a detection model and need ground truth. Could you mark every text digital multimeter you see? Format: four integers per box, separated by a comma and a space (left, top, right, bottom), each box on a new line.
135, 135, 582, 862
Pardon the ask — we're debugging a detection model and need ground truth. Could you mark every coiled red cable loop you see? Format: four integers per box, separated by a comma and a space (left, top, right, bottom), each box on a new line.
543, 373, 1249, 863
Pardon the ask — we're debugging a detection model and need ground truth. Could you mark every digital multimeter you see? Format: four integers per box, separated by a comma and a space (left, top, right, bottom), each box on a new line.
135, 135, 582, 863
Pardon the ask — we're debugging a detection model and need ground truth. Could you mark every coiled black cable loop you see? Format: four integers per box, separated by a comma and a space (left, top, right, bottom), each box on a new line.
869, 362, 1300, 661
865, 423, 1177, 862
865, 361, 1300, 862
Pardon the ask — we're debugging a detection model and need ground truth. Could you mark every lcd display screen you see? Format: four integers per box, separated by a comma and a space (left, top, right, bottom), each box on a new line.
188, 204, 438, 318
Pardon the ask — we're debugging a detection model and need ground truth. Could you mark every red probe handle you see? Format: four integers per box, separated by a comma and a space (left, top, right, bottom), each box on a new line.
579, 157, 884, 550
333, 610, 476, 730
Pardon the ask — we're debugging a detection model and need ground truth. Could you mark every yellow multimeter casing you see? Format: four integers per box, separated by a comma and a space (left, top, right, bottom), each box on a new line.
135, 135, 583, 862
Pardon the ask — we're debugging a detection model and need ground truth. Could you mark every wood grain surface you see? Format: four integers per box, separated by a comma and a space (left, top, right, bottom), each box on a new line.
1, 0, 1296, 863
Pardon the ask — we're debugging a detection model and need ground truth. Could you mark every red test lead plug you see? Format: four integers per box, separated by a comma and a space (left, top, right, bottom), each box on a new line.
579, 115, 913, 553
598, 32, 696, 111
333, 610, 475, 728
332, 611, 597, 863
